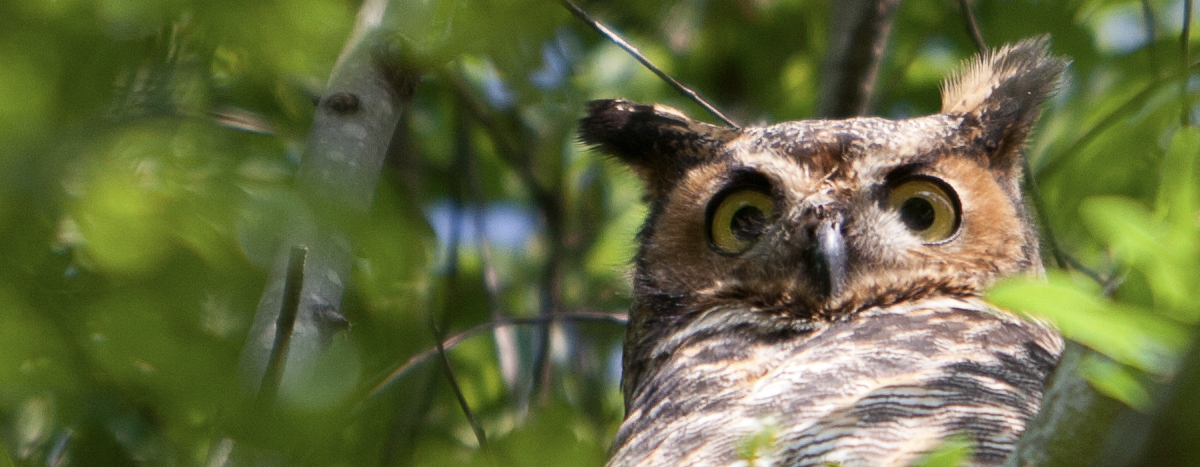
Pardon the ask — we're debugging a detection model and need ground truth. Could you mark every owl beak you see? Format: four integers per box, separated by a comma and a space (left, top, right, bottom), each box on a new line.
811, 219, 848, 298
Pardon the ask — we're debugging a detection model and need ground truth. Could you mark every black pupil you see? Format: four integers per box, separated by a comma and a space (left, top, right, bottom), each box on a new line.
899, 197, 935, 231
730, 205, 766, 241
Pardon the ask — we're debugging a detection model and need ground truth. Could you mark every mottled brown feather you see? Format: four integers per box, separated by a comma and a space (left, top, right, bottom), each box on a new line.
581, 37, 1068, 467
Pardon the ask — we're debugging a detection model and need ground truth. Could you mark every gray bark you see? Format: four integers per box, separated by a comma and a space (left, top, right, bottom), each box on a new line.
1009, 344, 1125, 467
237, 0, 419, 400
208, 1, 421, 465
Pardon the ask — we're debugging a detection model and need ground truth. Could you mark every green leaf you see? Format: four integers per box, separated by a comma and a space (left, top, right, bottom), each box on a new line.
736, 421, 779, 465
1080, 195, 1200, 320
912, 436, 971, 467
1078, 353, 1153, 412
1158, 127, 1200, 228
988, 273, 1189, 375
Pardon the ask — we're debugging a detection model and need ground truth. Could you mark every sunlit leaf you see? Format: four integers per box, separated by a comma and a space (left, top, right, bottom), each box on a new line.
912, 436, 972, 467
1080, 196, 1200, 319
989, 273, 1189, 375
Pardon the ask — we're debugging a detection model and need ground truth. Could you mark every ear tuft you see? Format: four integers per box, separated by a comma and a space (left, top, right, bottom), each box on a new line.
579, 99, 737, 194
941, 37, 1068, 176
941, 36, 1068, 116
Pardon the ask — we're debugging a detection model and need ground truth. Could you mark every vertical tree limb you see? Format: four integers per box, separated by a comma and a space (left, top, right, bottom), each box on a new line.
1141, 0, 1162, 77
1180, 0, 1193, 126
815, 0, 902, 118
237, 1, 420, 399
216, 1, 422, 457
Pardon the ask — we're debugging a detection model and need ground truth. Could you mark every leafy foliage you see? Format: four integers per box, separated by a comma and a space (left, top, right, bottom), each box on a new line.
0, 0, 1195, 465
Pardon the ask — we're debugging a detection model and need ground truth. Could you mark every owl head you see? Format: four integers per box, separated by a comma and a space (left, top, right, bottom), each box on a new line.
580, 37, 1067, 400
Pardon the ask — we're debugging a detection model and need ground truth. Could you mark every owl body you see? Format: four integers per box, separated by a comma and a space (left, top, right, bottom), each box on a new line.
583, 38, 1068, 467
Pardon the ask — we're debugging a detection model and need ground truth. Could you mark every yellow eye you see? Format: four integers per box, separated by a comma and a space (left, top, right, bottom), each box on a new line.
709, 189, 775, 254
887, 177, 961, 243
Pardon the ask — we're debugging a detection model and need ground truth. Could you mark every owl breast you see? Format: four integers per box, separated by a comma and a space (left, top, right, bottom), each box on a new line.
607, 296, 1062, 467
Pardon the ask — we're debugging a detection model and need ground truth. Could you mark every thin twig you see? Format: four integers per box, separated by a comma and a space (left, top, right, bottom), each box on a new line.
1036, 59, 1200, 180
432, 318, 493, 456
1024, 155, 1107, 289
428, 116, 493, 461
530, 192, 566, 404
1181, 0, 1194, 126
258, 246, 308, 405
439, 64, 568, 406
1102, 267, 1129, 297
439, 67, 557, 211
365, 311, 629, 399
561, 0, 740, 128
1023, 166, 1067, 270
1061, 245, 1109, 286
1142, 0, 1162, 77
459, 97, 521, 396
958, 0, 987, 53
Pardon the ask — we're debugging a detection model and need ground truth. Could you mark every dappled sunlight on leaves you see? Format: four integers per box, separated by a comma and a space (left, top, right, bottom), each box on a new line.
0, 0, 1197, 464
992, 125, 1200, 412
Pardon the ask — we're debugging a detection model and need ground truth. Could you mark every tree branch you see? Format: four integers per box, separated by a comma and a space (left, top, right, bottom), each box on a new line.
237, 25, 420, 395
958, 0, 987, 53
364, 311, 628, 400
1181, 0, 1193, 126
561, 0, 739, 128
816, 0, 902, 118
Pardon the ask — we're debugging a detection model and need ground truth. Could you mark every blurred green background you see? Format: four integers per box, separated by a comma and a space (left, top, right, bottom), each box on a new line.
0, 0, 1197, 465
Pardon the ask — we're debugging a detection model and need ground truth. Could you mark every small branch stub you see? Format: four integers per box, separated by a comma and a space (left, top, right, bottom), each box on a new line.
325, 92, 361, 114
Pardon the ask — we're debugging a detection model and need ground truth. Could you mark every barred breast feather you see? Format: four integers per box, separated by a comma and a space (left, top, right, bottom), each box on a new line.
607, 297, 1063, 467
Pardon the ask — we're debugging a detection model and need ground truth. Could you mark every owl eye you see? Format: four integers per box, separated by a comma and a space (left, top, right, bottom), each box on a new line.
887, 177, 961, 243
708, 188, 776, 254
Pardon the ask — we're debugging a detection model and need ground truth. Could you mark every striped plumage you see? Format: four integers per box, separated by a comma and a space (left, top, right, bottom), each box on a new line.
608, 297, 1061, 466
582, 38, 1067, 466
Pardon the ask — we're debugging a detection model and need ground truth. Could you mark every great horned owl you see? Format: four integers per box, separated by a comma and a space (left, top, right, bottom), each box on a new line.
580, 38, 1067, 467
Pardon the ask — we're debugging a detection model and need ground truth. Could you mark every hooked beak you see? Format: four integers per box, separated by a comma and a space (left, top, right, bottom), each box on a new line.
809, 219, 848, 298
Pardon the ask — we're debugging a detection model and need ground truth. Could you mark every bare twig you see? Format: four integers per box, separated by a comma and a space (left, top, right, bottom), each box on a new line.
1142, 0, 1162, 77
365, 311, 629, 400
459, 99, 522, 395
561, 0, 740, 128
1036, 59, 1200, 180
432, 317, 493, 456
1022, 157, 1111, 286
258, 246, 308, 405
430, 103, 494, 460
1023, 166, 1068, 270
958, 0, 987, 53
439, 67, 556, 210
530, 208, 566, 404
438, 64, 569, 406
1059, 244, 1114, 288
1181, 0, 1194, 126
